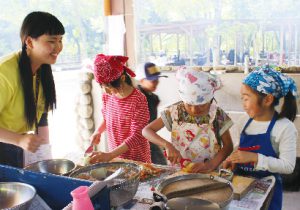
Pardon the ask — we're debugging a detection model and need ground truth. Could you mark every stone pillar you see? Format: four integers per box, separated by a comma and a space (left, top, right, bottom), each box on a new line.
75, 70, 95, 151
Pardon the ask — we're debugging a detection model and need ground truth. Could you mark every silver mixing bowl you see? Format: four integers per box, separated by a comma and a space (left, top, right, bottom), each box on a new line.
24, 159, 76, 176
0, 182, 36, 210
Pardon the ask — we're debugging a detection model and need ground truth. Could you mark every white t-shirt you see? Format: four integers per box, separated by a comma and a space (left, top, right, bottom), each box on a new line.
236, 115, 298, 174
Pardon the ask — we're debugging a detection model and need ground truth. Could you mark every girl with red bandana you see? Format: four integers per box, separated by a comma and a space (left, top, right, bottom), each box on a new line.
88, 54, 151, 163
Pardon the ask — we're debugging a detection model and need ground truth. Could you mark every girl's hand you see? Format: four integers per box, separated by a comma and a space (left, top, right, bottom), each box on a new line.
18, 134, 46, 153
89, 152, 113, 164
190, 160, 216, 173
90, 131, 101, 145
227, 150, 258, 164
222, 159, 237, 171
165, 142, 182, 165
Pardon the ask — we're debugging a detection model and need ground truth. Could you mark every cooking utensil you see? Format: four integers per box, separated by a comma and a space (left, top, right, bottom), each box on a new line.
69, 162, 141, 207
151, 195, 221, 210
104, 168, 123, 182
218, 169, 233, 181
152, 191, 220, 210
84, 144, 94, 156
163, 150, 191, 168
163, 181, 229, 199
167, 197, 220, 210
155, 173, 233, 209
0, 182, 36, 210
24, 159, 76, 176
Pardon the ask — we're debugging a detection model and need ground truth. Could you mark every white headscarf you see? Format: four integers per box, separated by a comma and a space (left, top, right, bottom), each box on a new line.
176, 67, 222, 105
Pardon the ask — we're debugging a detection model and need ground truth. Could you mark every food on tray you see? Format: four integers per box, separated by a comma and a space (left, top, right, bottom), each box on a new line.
83, 156, 91, 165
75, 173, 97, 181
110, 158, 167, 181
181, 162, 195, 173
74, 165, 138, 182
140, 163, 165, 181
90, 168, 107, 180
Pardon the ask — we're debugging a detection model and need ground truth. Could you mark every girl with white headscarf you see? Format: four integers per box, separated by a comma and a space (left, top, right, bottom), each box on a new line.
143, 67, 233, 173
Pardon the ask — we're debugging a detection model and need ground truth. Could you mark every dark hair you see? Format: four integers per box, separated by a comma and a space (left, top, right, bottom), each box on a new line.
257, 90, 297, 122
144, 62, 156, 71
109, 70, 133, 88
19, 11, 65, 128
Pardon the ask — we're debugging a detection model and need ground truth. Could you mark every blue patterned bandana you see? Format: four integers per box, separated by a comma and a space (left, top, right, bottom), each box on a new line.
243, 66, 298, 100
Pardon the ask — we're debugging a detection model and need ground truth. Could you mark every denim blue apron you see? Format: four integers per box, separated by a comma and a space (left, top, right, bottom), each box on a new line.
236, 113, 282, 210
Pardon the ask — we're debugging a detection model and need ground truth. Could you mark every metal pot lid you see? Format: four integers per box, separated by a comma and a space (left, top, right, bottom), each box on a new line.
166, 197, 220, 210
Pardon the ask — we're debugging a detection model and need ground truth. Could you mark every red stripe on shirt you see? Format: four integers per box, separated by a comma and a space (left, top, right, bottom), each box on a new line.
102, 88, 151, 163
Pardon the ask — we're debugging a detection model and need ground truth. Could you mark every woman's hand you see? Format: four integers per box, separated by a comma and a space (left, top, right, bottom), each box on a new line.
227, 150, 258, 164
190, 160, 216, 173
90, 130, 101, 145
165, 142, 182, 165
89, 151, 113, 164
17, 134, 46, 153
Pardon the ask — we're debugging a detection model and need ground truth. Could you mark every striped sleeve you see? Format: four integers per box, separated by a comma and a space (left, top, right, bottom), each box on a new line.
124, 96, 150, 149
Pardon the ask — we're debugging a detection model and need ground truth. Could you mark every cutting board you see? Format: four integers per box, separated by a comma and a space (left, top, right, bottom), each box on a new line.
232, 175, 256, 200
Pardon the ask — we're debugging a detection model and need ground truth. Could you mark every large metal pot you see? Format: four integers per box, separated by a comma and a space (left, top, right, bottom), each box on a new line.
154, 174, 234, 210
24, 159, 76, 176
0, 182, 36, 210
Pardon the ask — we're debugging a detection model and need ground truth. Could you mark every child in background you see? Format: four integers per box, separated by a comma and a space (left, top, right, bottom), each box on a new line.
89, 54, 151, 163
224, 66, 298, 210
143, 68, 233, 172
136, 62, 167, 165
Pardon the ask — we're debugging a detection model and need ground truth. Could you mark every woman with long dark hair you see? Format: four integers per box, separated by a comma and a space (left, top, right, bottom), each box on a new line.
0, 11, 65, 167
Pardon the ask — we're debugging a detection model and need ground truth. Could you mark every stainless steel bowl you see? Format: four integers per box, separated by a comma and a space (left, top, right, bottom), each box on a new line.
24, 159, 76, 176
69, 162, 141, 207
0, 182, 36, 210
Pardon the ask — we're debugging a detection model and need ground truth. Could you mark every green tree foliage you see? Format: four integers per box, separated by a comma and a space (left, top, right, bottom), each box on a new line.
0, 0, 104, 62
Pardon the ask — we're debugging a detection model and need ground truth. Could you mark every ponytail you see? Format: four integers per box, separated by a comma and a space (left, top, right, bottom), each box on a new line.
40, 64, 57, 112
19, 44, 36, 127
279, 91, 298, 122
18, 44, 57, 129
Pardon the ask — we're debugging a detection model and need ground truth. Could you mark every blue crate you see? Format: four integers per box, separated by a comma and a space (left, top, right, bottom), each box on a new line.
0, 164, 110, 210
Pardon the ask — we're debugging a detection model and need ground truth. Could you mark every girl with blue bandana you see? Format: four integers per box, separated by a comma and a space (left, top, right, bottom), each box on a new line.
143, 67, 233, 173
224, 66, 298, 210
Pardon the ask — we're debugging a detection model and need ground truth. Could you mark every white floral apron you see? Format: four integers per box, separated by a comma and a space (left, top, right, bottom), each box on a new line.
170, 102, 219, 162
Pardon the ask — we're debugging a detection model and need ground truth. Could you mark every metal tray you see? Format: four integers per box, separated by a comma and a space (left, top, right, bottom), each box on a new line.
155, 173, 233, 209
69, 162, 141, 207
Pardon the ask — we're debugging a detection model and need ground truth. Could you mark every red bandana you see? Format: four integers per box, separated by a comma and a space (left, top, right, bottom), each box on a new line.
93, 54, 136, 84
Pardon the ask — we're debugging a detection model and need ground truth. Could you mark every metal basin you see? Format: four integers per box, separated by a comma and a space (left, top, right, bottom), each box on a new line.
0, 182, 36, 210
69, 162, 141, 207
155, 174, 234, 210
24, 159, 76, 176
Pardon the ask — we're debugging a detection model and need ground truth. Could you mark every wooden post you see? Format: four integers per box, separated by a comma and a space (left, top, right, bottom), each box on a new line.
280, 25, 284, 66
254, 32, 259, 66
295, 25, 298, 65
104, 0, 111, 16
150, 34, 153, 55
159, 33, 162, 51
123, 0, 136, 68
189, 27, 193, 65
176, 33, 179, 57
234, 33, 237, 66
